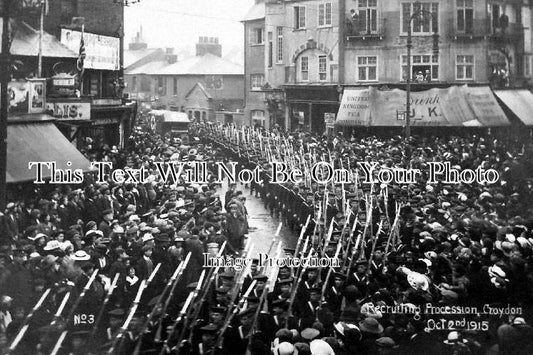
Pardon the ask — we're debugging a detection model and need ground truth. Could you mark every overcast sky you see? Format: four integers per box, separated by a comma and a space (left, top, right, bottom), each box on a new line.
124, 0, 254, 56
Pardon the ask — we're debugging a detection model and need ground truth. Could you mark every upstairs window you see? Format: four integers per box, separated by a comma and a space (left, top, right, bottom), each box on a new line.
457, 0, 474, 33
294, 6, 306, 29
250, 28, 264, 45
276, 27, 283, 62
456, 55, 474, 80
300, 56, 309, 81
357, 56, 378, 82
358, 0, 378, 34
319, 55, 327, 81
318, 3, 332, 27
402, 2, 439, 34
251, 74, 264, 90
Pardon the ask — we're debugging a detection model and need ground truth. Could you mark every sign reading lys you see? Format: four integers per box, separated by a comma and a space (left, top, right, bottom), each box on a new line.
45, 101, 91, 120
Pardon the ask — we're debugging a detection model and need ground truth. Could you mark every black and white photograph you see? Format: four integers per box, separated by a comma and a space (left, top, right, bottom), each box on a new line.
1, 0, 533, 354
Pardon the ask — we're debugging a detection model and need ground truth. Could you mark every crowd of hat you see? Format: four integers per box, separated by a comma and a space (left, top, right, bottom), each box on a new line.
0, 124, 256, 354
203, 124, 533, 355
0, 120, 533, 354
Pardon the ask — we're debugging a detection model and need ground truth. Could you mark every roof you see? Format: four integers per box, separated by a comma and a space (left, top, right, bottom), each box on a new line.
185, 82, 212, 100
149, 110, 190, 123
158, 53, 243, 76
1, 19, 77, 58
124, 48, 163, 68
125, 61, 169, 75
242, 3, 266, 22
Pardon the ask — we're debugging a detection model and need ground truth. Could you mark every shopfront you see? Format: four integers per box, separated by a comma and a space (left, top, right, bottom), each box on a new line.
284, 85, 340, 134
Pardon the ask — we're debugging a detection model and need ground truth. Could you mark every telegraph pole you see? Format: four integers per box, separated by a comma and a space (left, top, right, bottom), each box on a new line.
0, 0, 12, 210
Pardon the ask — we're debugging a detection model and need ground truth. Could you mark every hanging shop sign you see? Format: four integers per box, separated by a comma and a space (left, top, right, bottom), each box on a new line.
60, 29, 120, 70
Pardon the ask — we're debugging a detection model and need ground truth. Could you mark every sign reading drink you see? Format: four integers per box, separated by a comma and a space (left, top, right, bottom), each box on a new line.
60, 29, 120, 70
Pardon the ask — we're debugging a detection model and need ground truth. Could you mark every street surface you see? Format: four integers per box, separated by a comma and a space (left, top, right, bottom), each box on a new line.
218, 180, 298, 258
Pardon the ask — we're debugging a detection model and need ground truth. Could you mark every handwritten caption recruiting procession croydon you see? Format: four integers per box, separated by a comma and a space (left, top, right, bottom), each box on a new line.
28, 161, 500, 185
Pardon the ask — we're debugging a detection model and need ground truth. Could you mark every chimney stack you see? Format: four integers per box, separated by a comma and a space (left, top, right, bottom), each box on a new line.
196, 36, 222, 57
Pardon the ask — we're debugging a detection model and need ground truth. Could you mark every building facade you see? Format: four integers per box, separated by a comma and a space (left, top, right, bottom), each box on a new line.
9, 0, 136, 150
125, 36, 245, 124
243, 0, 533, 133
343, 0, 530, 87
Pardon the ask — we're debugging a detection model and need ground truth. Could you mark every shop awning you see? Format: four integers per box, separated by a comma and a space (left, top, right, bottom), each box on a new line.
7, 122, 92, 183
0, 19, 77, 58
493, 90, 533, 126
336, 86, 509, 127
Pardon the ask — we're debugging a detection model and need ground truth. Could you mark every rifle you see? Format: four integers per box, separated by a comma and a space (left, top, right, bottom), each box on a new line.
161, 269, 206, 355
107, 279, 147, 354
246, 252, 280, 351
177, 241, 227, 347
134, 253, 192, 354
7, 288, 51, 354
88, 273, 120, 344
215, 245, 257, 351
60, 269, 99, 331
285, 247, 315, 328
110, 263, 161, 354
367, 220, 384, 271
320, 242, 343, 303
49, 330, 68, 355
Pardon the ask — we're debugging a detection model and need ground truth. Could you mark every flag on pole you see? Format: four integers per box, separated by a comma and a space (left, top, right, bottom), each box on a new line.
76, 25, 86, 85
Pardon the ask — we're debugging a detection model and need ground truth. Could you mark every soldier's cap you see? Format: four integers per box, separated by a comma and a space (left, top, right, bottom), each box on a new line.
247, 296, 260, 303
210, 306, 226, 314
215, 286, 229, 294
109, 308, 126, 318
250, 258, 260, 265
277, 277, 294, 286
238, 307, 256, 318
271, 299, 289, 309
306, 267, 318, 273
308, 287, 321, 294
148, 296, 161, 306
283, 248, 296, 255
355, 260, 368, 266
219, 272, 235, 280
200, 324, 218, 333
253, 274, 268, 282
206, 242, 219, 248
69, 330, 90, 338
186, 282, 198, 289
333, 272, 347, 280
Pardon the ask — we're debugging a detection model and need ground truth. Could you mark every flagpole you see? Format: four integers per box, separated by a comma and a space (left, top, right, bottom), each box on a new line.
37, 0, 45, 77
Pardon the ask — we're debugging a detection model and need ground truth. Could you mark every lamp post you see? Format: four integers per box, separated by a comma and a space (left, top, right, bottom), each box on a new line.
405, 2, 437, 140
